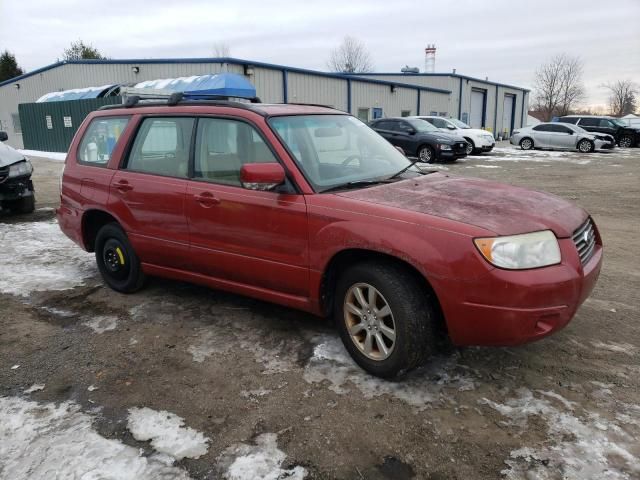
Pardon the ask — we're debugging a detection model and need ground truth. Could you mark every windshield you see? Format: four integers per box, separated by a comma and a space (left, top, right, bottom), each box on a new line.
406, 118, 439, 132
610, 118, 626, 127
448, 118, 471, 129
268, 115, 417, 192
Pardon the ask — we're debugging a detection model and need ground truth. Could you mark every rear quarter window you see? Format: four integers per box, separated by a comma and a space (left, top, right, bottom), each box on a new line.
78, 117, 130, 166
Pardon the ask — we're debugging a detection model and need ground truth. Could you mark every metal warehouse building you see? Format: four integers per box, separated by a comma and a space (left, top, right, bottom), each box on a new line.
0, 57, 528, 150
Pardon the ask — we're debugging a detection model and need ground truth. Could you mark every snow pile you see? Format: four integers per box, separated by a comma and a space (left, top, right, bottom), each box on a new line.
480, 388, 640, 479
218, 433, 306, 480
18, 149, 67, 161
23, 384, 45, 393
590, 341, 637, 356
0, 220, 95, 296
0, 396, 191, 479
127, 407, 210, 460
304, 335, 475, 409
83, 315, 118, 333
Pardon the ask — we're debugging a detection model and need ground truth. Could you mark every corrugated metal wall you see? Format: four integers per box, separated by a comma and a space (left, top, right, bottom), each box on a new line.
19, 97, 121, 152
287, 72, 348, 110
351, 81, 418, 118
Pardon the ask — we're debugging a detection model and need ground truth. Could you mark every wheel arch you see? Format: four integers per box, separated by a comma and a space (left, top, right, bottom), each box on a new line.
320, 248, 445, 331
81, 209, 120, 252
519, 136, 534, 148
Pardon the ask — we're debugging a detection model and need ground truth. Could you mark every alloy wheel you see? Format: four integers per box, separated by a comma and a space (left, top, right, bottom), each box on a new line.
579, 140, 592, 153
619, 136, 632, 148
521, 138, 532, 150
343, 283, 396, 361
419, 147, 432, 162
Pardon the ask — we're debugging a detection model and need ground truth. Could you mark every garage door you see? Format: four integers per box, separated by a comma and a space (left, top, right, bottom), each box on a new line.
470, 89, 485, 128
502, 94, 515, 136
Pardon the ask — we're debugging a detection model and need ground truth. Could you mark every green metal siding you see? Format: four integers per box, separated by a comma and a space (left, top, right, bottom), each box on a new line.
19, 97, 121, 152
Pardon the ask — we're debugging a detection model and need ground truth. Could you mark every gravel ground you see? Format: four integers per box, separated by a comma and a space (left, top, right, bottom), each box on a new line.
1, 142, 639, 479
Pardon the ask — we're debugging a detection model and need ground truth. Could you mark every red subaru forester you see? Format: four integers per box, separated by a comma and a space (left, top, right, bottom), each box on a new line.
58, 100, 602, 378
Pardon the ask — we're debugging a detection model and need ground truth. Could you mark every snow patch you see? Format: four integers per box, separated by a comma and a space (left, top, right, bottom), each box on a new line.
218, 433, 306, 480
0, 396, 191, 479
127, 407, 210, 460
84, 315, 118, 333
480, 388, 640, 479
18, 149, 67, 161
0, 220, 95, 296
23, 384, 45, 393
304, 335, 475, 409
591, 341, 637, 356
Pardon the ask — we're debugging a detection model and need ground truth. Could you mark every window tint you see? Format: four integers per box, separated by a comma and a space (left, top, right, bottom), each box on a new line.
194, 118, 277, 186
549, 124, 571, 133
578, 118, 599, 127
373, 120, 393, 130
533, 124, 551, 131
126, 117, 194, 177
560, 117, 578, 124
599, 119, 615, 128
78, 117, 129, 165
396, 122, 414, 133
431, 118, 448, 128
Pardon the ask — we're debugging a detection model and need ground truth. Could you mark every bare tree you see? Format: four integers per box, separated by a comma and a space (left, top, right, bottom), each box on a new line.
213, 42, 231, 57
533, 54, 585, 120
327, 36, 373, 73
602, 80, 638, 116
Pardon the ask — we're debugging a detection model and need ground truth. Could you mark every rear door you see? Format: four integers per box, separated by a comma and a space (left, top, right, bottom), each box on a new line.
531, 124, 551, 147
576, 118, 600, 134
186, 116, 309, 297
393, 120, 419, 153
109, 116, 194, 270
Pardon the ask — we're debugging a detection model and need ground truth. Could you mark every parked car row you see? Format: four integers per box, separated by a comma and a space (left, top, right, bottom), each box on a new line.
557, 115, 640, 148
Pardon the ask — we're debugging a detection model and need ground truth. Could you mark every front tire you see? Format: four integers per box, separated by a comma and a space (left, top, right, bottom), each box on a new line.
618, 135, 633, 148
95, 223, 146, 293
7, 195, 35, 214
520, 137, 534, 150
334, 261, 439, 378
577, 139, 595, 153
417, 145, 435, 163
464, 138, 475, 155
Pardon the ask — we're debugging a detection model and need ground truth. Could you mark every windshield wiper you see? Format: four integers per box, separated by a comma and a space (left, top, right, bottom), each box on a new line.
321, 179, 393, 193
387, 159, 424, 180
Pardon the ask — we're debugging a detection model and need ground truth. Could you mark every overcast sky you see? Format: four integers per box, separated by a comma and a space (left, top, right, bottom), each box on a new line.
1, 0, 638, 108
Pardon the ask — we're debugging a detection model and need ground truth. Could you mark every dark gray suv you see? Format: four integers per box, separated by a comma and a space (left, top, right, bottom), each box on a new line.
557, 116, 639, 148
370, 118, 468, 163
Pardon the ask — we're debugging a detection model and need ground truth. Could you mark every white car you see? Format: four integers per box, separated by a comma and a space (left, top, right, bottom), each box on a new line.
412, 116, 495, 155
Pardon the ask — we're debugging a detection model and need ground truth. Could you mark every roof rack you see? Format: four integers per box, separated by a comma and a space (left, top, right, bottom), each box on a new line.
98, 92, 263, 111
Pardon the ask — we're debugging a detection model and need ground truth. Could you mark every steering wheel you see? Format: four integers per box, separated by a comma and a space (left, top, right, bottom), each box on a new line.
341, 155, 361, 167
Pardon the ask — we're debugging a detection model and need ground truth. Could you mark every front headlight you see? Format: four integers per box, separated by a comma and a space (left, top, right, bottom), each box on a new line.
474, 230, 561, 270
8, 160, 33, 178
439, 144, 452, 150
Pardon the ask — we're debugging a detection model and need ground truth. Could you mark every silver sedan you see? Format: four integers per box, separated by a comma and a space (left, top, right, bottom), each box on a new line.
510, 122, 615, 153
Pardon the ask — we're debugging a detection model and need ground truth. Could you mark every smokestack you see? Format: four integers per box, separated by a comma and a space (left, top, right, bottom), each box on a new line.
424, 44, 436, 73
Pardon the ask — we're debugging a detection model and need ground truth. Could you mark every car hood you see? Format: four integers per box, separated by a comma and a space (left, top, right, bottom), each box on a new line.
454, 127, 493, 138
418, 131, 467, 144
336, 173, 586, 237
0, 142, 26, 168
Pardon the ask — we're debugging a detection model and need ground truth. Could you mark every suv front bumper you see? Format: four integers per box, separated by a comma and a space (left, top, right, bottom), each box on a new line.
432, 238, 603, 346
0, 177, 34, 202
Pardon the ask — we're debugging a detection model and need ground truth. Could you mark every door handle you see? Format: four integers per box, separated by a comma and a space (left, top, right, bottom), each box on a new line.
114, 179, 133, 192
194, 191, 220, 207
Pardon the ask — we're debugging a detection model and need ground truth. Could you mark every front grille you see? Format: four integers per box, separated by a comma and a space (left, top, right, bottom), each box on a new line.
572, 218, 597, 265
0, 166, 8, 184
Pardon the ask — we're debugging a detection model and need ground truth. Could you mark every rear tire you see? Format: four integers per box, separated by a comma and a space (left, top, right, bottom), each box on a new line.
417, 145, 435, 163
618, 135, 633, 148
334, 260, 439, 378
8, 195, 35, 214
95, 223, 146, 293
519, 137, 534, 150
577, 139, 594, 153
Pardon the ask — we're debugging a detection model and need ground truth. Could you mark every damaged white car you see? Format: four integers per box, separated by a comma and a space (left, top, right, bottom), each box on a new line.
0, 131, 35, 214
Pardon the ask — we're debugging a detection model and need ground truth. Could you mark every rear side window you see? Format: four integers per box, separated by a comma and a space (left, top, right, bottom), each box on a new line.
533, 124, 551, 132
431, 118, 448, 128
126, 117, 195, 178
560, 117, 578, 124
578, 118, 599, 127
78, 117, 129, 165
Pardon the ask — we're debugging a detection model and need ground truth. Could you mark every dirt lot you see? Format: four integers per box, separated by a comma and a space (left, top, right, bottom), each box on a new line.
1, 144, 639, 479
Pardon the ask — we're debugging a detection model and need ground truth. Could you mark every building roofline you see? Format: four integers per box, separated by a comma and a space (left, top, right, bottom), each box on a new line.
0, 57, 452, 94
341, 72, 530, 93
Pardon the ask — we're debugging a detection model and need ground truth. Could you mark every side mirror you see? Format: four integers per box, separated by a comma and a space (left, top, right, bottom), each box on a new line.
240, 162, 286, 191
568, 130, 574, 135
447, 125, 456, 130
0, 131, 8, 142
407, 128, 416, 135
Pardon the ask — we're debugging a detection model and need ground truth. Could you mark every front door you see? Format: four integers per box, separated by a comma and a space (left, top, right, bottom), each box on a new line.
109, 116, 194, 270
186, 117, 309, 297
